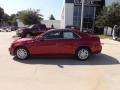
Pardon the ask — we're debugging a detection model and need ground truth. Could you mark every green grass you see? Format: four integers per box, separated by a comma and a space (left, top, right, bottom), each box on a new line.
97, 35, 112, 39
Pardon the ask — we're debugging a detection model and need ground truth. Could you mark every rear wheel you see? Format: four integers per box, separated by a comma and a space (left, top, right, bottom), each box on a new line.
15, 47, 29, 60
76, 48, 90, 61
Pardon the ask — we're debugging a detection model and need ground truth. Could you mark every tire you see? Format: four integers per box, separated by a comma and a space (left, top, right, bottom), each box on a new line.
15, 47, 29, 60
76, 48, 90, 61
26, 33, 31, 37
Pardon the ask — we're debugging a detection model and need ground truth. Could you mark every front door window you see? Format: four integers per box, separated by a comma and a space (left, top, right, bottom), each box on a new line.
43, 31, 62, 39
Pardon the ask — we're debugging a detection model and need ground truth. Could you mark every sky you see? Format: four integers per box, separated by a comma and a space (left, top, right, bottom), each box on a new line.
0, 0, 119, 20
0, 0, 64, 20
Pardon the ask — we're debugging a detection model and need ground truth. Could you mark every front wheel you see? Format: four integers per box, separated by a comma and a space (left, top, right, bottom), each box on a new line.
76, 48, 90, 61
15, 47, 29, 60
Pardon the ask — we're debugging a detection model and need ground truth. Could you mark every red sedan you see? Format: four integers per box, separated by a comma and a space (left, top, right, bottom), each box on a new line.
9, 29, 102, 61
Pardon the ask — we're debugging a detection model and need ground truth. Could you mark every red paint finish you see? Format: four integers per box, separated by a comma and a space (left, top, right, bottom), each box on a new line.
9, 29, 102, 57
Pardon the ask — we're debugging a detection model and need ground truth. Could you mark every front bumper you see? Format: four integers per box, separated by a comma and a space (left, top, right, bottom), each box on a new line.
9, 47, 14, 56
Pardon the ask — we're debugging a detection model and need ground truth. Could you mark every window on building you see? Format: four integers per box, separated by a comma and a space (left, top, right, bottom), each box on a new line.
73, 5, 96, 30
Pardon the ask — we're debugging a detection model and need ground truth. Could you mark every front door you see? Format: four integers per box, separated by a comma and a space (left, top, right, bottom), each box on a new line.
31, 30, 62, 55
34, 39, 57, 55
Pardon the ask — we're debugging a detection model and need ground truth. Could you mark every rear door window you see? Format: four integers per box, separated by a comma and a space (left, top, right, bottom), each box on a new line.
63, 32, 79, 39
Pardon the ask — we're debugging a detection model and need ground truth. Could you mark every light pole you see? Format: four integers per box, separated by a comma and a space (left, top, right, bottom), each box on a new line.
80, 0, 85, 32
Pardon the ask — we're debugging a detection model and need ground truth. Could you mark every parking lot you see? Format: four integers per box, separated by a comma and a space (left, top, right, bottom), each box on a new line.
0, 31, 120, 90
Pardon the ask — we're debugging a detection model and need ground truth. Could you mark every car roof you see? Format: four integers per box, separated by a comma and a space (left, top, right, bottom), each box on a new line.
48, 29, 80, 32
47, 29, 91, 37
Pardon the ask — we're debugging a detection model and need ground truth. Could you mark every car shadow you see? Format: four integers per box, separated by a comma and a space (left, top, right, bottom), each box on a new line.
13, 54, 120, 67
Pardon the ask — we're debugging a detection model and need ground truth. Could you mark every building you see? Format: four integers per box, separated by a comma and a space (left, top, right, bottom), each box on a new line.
41, 20, 61, 29
16, 19, 26, 27
61, 0, 105, 32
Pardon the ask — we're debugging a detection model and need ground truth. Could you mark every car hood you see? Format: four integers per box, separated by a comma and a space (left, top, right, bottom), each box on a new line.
15, 37, 34, 43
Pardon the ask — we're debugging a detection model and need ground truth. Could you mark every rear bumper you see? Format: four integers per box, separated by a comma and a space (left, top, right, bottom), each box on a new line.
92, 45, 102, 54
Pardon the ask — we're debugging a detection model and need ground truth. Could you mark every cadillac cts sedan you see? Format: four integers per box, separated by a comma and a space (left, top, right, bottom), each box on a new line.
9, 29, 102, 61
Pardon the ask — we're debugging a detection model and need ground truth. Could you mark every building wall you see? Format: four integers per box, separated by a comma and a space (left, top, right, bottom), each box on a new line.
61, 7, 65, 28
41, 20, 61, 29
16, 19, 25, 27
64, 3, 74, 27
61, 3, 74, 29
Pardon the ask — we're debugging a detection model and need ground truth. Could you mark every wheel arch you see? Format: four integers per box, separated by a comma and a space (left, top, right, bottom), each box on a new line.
75, 46, 92, 54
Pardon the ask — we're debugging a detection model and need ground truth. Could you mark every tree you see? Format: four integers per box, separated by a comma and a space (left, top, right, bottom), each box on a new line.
2, 13, 9, 25
2, 14, 17, 26
49, 14, 55, 20
18, 9, 43, 25
9, 14, 17, 26
0, 7, 4, 26
96, 2, 120, 28
0, 6, 17, 26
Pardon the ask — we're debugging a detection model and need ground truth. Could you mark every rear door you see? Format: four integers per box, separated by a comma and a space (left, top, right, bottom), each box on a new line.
56, 31, 80, 55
